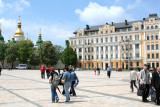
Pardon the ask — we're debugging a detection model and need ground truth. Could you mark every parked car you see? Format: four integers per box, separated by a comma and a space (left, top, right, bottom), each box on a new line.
75, 67, 82, 71
15, 64, 28, 69
116, 68, 122, 72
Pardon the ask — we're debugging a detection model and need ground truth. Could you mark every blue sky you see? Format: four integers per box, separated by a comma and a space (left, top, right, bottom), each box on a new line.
0, 0, 160, 47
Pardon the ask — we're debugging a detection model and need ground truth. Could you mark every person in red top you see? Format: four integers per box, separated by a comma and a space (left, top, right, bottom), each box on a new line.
41, 65, 46, 79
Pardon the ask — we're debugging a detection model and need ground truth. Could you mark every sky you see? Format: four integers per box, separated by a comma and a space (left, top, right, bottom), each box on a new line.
0, 0, 160, 47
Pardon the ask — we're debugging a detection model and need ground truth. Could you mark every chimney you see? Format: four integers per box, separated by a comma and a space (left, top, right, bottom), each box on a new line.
86, 24, 89, 30
143, 18, 145, 20
111, 22, 114, 26
125, 20, 128, 25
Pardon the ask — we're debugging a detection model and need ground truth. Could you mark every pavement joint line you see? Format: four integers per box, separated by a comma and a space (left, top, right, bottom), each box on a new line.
0, 86, 43, 107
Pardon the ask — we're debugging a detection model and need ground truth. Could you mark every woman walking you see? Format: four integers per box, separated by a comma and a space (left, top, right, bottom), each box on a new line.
94, 67, 96, 75
62, 67, 72, 102
49, 67, 59, 103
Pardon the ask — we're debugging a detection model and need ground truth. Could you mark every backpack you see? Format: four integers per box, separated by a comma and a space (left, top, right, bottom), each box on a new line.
52, 73, 60, 87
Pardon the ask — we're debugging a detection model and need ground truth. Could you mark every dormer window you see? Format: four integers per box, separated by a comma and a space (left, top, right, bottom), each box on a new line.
151, 25, 154, 29
101, 31, 103, 34
106, 30, 108, 34
155, 25, 158, 29
79, 33, 82, 36
135, 27, 139, 31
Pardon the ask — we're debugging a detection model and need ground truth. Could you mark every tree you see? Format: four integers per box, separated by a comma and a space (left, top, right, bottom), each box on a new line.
0, 43, 7, 67
5, 43, 18, 68
29, 48, 41, 68
61, 40, 77, 66
17, 40, 34, 64
55, 45, 64, 61
40, 41, 58, 66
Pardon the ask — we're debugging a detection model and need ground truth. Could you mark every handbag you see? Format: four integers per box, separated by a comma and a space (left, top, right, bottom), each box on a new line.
137, 89, 143, 96
61, 73, 66, 84
139, 84, 146, 90
151, 90, 156, 102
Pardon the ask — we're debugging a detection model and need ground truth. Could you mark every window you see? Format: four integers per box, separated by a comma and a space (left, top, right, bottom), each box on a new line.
136, 53, 139, 58
79, 33, 82, 36
130, 44, 132, 49
106, 46, 108, 51
85, 55, 86, 60
135, 27, 139, 31
85, 39, 86, 44
147, 54, 150, 59
147, 45, 150, 50
110, 37, 113, 42
96, 31, 98, 34
121, 36, 123, 41
116, 45, 118, 50
121, 45, 124, 50
92, 55, 94, 59
151, 44, 154, 50
106, 37, 108, 42
92, 63, 94, 68
151, 25, 154, 29
111, 54, 113, 59
155, 35, 158, 40
116, 62, 118, 68
106, 54, 108, 59
79, 56, 82, 60
135, 35, 139, 40
130, 62, 133, 66
88, 39, 90, 44
147, 36, 150, 40
85, 63, 86, 68
92, 47, 94, 51
129, 35, 132, 40
96, 38, 98, 43
97, 47, 99, 51
91, 32, 95, 35
116, 54, 118, 58
151, 35, 154, 40
122, 53, 124, 58
111, 30, 113, 33
88, 63, 90, 68
147, 26, 149, 30
152, 53, 154, 58
115, 36, 118, 41
111, 46, 113, 51
157, 63, 159, 67
71, 41, 73, 45
101, 46, 103, 51
126, 45, 128, 50
97, 55, 99, 59
156, 53, 159, 58
79, 48, 82, 52
128, 28, 132, 31
88, 55, 90, 60
125, 36, 128, 40
155, 25, 158, 29
85, 48, 86, 52
101, 31, 103, 34
135, 44, 139, 49
101, 54, 103, 59
74, 40, 76, 45
137, 62, 139, 66
123, 28, 126, 32
88, 47, 90, 52
75, 48, 76, 52
156, 44, 159, 49
101, 38, 103, 43
126, 53, 128, 58
106, 30, 108, 34
130, 53, 132, 58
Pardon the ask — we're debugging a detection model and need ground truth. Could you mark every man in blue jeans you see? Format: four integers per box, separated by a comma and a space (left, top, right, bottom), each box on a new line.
70, 70, 79, 96
49, 67, 59, 103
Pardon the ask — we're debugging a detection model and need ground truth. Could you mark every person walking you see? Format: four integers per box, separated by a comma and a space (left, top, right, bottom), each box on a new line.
97, 67, 100, 75
140, 64, 150, 102
130, 68, 138, 92
46, 67, 50, 79
94, 67, 96, 75
58, 67, 60, 77
70, 70, 79, 96
62, 67, 72, 102
40, 65, 46, 79
137, 68, 141, 88
61, 68, 66, 95
0, 65, 2, 76
49, 67, 59, 103
152, 67, 160, 105
107, 66, 112, 78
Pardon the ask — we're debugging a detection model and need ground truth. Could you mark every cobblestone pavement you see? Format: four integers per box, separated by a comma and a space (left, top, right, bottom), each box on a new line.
0, 70, 158, 107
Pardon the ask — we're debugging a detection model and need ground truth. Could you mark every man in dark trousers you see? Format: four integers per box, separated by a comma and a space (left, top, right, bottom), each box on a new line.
139, 64, 150, 102
107, 66, 112, 78
58, 67, 60, 77
152, 67, 160, 105
0, 65, 2, 76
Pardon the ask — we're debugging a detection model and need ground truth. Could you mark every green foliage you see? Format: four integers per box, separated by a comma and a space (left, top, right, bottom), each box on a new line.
29, 48, 40, 68
0, 43, 7, 66
40, 41, 58, 66
61, 40, 77, 66
55, 45, 64, 61
17, 40, 34, 63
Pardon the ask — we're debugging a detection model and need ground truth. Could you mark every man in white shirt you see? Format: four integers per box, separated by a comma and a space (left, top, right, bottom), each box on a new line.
130, 68, 138, 92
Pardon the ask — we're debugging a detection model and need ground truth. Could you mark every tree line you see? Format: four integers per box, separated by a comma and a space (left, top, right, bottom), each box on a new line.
0, 40, 77, 69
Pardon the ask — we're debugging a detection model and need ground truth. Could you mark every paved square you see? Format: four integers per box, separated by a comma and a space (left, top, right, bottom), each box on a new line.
0, 70, 157, 107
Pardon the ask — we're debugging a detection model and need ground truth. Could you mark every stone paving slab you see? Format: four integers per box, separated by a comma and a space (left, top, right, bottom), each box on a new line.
0, 70, 158, 107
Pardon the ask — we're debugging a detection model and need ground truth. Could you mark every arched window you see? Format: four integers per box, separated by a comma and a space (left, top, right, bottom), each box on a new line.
151, 25, 154, 29
147, 26, 149, 30
106, 30, 108, 34
155, 35, 159, 40
151, 35, 154, 40
147, 36, 150, 40
155, 25, 158, 29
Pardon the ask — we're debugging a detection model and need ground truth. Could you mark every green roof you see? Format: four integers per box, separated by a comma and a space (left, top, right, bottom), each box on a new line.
36, 38, 43, 46
11, 40, 16, 43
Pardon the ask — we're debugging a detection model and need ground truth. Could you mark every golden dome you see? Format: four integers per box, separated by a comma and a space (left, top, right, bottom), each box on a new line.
14, 16, 24, 37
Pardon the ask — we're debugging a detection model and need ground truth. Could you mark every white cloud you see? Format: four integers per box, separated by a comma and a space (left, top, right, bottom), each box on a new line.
0, 0, 30, 13
75, 2, 133, 25
127, 0, 141, 9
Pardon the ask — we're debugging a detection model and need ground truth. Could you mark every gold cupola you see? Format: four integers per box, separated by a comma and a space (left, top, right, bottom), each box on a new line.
26, 33, 29, 40
14, 16, 24, 37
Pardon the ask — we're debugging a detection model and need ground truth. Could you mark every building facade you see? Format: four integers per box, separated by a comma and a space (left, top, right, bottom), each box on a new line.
69, 14, 160, 70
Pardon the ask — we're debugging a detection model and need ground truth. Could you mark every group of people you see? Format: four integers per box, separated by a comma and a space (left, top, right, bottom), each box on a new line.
130, 64, 160, 105
48, 66, 79, 103
94, 66, 112, 78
